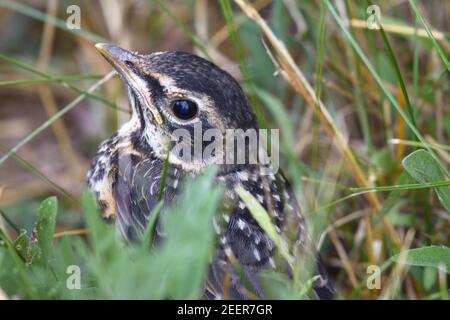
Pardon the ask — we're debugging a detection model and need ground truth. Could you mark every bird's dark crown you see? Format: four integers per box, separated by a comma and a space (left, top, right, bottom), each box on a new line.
96, 44, 257, 129
142, 51, 257, 129
95, 44, 259, 172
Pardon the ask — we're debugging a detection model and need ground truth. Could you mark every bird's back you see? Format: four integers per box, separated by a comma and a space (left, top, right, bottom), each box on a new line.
88, 139, 333, 299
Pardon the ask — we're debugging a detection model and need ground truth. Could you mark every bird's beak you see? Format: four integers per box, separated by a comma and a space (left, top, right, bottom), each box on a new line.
95, 43, 163, 125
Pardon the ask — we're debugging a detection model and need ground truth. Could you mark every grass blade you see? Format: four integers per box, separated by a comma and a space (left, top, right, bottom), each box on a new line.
408, 0, 450, 72
154, 0, 211, 59
379, 25, 417, 131
325, 0, 448, 176
0, 75, 103, 86
0, 71, 115, 166
0, 0, 107, 43
0, 143, 77, 204
0, 54, 126, 112
219, 0, 267, 128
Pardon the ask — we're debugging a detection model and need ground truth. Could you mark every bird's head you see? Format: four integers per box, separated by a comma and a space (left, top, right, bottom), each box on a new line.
96, 43, 258, 172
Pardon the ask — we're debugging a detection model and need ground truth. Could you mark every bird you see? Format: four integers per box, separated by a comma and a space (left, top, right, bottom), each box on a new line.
87, 43, 333, 299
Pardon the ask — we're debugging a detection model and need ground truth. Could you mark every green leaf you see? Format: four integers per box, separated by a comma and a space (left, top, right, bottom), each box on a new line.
80, 167, 224, 299
386, 202, 415, 227
12, 230, 29, 260
153, 167, 224, 299
423, 266, 437, 291
373, 172, 414, 226
260, 271, 298, 299
402, 149, 450, 212
35, 197, 58, 263
391, 246, 450, 273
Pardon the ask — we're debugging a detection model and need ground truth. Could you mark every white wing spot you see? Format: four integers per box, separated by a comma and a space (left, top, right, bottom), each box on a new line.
269, 257, 276, 268
253, 248, 261, 261
224, 246, 233, 257
150, 179, 159, 196
236, 171, 249, 181
256, 194, 264, 203
237, 218, 247, 230
220, 236, 228, 244
273, 210, 281, 218
212, 217, 221, 234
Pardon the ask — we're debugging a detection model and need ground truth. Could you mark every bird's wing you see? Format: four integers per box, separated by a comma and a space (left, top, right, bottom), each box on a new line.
113, 152, 164, 241
277, 170, 335, 299
205, 169, 280, 299
205, 169, 334, 299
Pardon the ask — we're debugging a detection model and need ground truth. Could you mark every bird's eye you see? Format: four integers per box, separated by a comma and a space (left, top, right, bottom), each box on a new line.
171, 99, 198, 120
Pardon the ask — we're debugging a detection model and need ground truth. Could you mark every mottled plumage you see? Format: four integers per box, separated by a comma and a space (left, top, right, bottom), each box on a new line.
87, 44, 333, 299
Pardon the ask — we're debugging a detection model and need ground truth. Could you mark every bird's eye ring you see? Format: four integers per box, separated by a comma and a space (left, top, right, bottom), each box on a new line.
124, 60, 134, 68
170, 99, 198, 120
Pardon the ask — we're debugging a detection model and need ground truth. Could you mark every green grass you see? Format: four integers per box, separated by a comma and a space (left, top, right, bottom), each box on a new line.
0, 169, 223, 299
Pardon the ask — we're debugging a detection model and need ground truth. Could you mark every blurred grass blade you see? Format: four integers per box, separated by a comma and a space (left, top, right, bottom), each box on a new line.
158, 145, 171, 201
0, 143, 77, 204
0, 74, 103, 86
0, 209, 20, 234
313, 0, 328, 163
390, 139, 450, 152
35, 197, 58, 263
235, 185, 294, 267
0, 0, 107, 43
0, 54, 124, 112
325, 0, 448, 176
0, 71, 115, 166
379, 25, 417, 129
314, 179, 450, 215
219, 0, 267, 128
142, 202, 163, 250
402, 149, 450, 212
391, 246, 450, 273
408, 0, 450, 72
153, 167, 224, 299
233, 0, 387, 223
154, 0, 210, 59
373, 172, 414, 226
226, 252, 259, 298
80, 168, 224, 299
